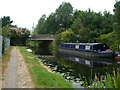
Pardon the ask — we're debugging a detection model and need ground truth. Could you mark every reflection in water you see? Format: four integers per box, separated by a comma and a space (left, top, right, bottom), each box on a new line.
38, 51, 119, 88
60, 52, 115, 67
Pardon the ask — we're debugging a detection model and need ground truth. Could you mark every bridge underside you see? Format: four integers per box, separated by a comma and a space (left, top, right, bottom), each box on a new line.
27, 35, 56, 55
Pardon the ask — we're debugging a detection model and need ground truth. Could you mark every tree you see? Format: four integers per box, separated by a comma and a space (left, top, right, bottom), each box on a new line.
45, 13, 58, 34
10, 27, 30, 45
32, 14, 46, 36
1, 16, 13, 28
32, 2, 73, 35
98, 31, 119, 51
60, 28, 76, 43
71, 16, 83, 34
55, 2, 73, 32
114, 1, 120, 34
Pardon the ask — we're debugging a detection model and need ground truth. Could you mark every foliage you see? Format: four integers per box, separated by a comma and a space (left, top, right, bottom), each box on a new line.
31, 1, 120, 52
45, 13, 58, 34
97, 1, 120, 51
55, 2, 73, 29
85, 68, 120, 88
71, 16, 83, 34
60, 28, 76, 43
19, 46, 73, 88
49, 43, 59, 54
0, 16, 13, 54
32, 2, 73, 35
10, 27, 30, 46
27, 40, 42, 53
2, 47, 12, 75
114, 1, 120, 26
32, 15, 46, 36
2, 26, 11, 39
1, 16, 13, 28
98, 30, 119, 51
2, 26, 11, 54
113, 1, 120, 48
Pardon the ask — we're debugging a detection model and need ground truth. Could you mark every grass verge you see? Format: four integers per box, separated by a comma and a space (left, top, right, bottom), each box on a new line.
18, 46, 73, 88
2, 46, 13, 75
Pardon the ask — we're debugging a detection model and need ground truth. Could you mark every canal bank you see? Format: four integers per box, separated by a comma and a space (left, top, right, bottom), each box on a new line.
18, 47, 73, 88
27, 42, 120, 88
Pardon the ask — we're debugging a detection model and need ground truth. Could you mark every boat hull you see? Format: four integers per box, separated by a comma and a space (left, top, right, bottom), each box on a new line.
59, 48, 115, 59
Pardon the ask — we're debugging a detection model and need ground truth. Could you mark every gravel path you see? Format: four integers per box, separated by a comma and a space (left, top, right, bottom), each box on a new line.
17, 48, 34, 88
6, 47, 18, 88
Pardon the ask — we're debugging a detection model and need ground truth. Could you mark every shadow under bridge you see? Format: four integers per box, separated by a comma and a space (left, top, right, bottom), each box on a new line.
27, 34, 57, 55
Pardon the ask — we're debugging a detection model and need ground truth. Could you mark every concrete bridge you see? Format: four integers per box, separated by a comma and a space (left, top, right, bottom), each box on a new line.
28, 34, 57, 42
27, 34, 57, 55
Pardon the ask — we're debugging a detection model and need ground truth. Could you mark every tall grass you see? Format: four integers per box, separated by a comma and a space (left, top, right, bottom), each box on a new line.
2, 47, 12, 75
85, 68, 120, 88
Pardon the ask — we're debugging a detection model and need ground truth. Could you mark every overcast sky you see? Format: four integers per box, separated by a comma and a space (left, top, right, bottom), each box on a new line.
0, 0, 116, 31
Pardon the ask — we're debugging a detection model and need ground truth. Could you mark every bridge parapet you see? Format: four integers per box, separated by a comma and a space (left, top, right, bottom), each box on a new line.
37, 34, 57, 38
28, 34, 57, 41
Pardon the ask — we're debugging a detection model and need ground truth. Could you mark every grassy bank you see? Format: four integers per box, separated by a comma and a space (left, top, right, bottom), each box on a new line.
18, 47, 73, 88
2, 47, 13, 75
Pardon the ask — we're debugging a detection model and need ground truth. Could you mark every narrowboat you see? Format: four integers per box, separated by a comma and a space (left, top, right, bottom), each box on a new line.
59, 43, 115, 58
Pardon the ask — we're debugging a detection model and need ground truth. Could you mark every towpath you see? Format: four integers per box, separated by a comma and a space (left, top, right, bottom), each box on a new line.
6, 47, 18, 88
5, 47, 34, 88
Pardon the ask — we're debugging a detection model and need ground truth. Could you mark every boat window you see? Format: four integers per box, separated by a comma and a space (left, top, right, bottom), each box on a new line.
85, 46, 90, 50
79, 45, 85, 49
75, 45, 79, 49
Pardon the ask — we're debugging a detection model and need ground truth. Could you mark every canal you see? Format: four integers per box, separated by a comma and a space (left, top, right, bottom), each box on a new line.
30, 44, 120, 87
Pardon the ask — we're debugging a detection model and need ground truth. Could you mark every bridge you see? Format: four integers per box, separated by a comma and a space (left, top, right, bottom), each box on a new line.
28, 34, 57, 42
27, 34, 57, 55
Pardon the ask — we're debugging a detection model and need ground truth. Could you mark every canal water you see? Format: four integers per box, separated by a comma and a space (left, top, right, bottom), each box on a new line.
33, 47, 120, 88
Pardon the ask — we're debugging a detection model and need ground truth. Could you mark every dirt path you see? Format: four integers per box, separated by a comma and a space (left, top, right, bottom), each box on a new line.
17, 48, 34, 88
4, 47, 34, 88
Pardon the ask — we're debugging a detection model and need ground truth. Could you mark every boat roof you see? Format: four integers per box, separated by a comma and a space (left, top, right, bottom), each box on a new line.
62, 43, 102, 46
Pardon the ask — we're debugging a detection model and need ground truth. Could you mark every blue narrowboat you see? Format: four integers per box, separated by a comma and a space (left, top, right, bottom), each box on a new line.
59, 43, 115, 58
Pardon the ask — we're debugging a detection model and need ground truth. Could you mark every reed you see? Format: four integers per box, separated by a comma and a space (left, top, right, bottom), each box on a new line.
84, 68, 120, 88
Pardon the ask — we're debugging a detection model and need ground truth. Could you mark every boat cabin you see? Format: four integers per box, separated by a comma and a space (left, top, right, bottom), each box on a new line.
61, 43, 110, 51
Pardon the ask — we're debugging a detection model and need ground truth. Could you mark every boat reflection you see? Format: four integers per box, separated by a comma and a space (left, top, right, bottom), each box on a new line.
60, 52, 115, 67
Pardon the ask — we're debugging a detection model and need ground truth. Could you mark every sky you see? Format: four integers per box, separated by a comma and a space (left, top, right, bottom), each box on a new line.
0, 0, 116, 31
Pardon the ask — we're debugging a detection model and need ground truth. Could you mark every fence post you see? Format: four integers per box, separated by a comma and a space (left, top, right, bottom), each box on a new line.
0, 35, 3, 58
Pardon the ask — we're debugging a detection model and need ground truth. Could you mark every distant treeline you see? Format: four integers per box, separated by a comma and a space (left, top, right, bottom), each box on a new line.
32, 1, 120, 51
